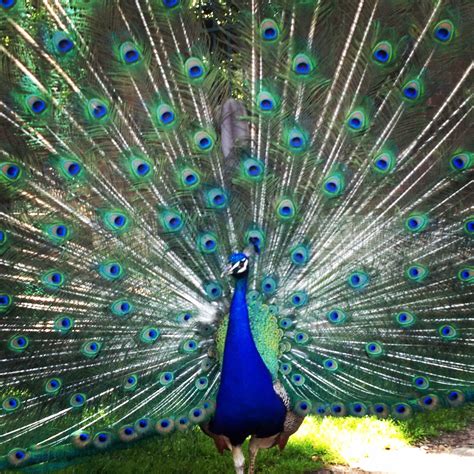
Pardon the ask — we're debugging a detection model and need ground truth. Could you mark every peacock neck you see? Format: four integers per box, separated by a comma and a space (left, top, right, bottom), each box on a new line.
224, 275, 256, 350
221, 274, 262, 373
230, 277, 249, 322
221, 275, 271, 389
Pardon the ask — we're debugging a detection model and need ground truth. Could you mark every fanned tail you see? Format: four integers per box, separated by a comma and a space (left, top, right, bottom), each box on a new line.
0, 0, 473, 470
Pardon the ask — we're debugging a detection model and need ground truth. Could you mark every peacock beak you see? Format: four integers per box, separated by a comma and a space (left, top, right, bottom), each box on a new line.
221, 264, 233, 277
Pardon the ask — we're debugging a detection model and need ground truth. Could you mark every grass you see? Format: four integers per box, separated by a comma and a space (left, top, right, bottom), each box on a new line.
20, 403, 473, 474
397, 403, 474, 442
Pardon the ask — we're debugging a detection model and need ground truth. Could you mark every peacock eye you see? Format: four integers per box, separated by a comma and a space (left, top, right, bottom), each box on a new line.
123, 374, 138, 391
438, 324, 458, 341
81, 340, 102, 358
41, 270, 66, 289
405, 213, 429, 233
26, 95, 48, 115
242, 157, 264, 181
413, 375, 429, 390
52, 32, 74, 55
98, 261, 124, 280
87, 98, 109, 120
2, 396, 20, 412
256, 90, 280, 114
185, 57, 206, 82
120, 41, 141, 64
156, 103, 177, 129
140, 326, 160, 344
449, 152, 473, 172
372, 150, 396, 174
433, 20, 455, 43
1, 161, 24, 186
260, 19, 280, 42
162, 0, 180, 8
346, 109, 368, 131
1, 0, 16, 9
205, 188, 228, 209
94, 432, 112, 449
111, 299, 133, 317
45, 377, 62, 394
193, 130, 215, 152
402, 79, 423, 102
372, 41, 393, 65
276, 197, 297, 220
322, 171, 345, 198
127, 155, 153, 180
347, 270, 369, 289
119, 425, 137, 442
292, 53, 315, 76
405, 263, 429, 282
102, 210, 130, 233
69, 393, 86, 408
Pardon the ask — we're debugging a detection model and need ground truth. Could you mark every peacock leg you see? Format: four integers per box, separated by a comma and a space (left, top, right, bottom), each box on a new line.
248, 437, 259, 474
231, 445, 245, 474
248, 434, 279, 474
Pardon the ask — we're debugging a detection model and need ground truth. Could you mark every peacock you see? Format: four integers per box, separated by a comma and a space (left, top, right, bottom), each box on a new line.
0, 0, 473, 472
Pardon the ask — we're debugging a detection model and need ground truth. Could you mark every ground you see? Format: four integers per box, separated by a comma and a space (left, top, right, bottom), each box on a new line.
15, 403, 474, 473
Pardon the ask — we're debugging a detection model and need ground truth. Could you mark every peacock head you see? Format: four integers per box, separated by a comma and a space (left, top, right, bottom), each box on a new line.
222, 238, 260, 278
223, 253, 249, 278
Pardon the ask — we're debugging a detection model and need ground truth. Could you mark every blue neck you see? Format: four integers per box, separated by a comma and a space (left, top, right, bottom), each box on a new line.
220, 273, 269, 391
224, 276, 254, 356
220, 275, 268, 381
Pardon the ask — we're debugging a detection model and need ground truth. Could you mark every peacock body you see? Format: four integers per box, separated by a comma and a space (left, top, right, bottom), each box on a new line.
0, 0, 473, 472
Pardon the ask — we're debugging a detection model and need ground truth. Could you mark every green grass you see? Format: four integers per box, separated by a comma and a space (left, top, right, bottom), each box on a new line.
20, 404, 473, 474
398, 403, 474, 442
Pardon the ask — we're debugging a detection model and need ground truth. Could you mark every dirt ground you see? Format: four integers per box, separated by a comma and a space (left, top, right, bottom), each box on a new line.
313, 422, 474, 474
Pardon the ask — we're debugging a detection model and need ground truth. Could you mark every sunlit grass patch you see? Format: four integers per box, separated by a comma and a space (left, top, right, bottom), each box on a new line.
291, 415, 407, 465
